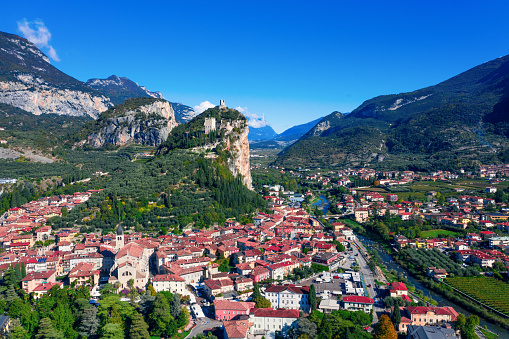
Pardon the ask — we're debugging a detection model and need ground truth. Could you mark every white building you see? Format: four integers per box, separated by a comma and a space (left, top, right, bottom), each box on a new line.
264, 284, 311, 312
152, 274, 187, 295
249, 308, 299, 337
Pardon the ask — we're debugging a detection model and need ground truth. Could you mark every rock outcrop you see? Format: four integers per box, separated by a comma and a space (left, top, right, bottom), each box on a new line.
227, 124, 252, 189
0, 74, 111, 118
88, 99, 178, 147
0, 31, 112, 118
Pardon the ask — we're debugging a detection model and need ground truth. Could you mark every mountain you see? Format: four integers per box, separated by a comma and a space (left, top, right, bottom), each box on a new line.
276, 55, 509, 171
170, 102, 196, 123
158, 104, 252, 188
248, 125, 278, 141
86, 75, 196, 123
86, 75, 164, 105
275, 116, 324, 142
82, 97, 178, 148
0, 31, 111, 118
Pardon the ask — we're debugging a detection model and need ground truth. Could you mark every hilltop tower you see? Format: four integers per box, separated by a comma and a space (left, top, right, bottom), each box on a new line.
219, 99, 227, 109
116, 225, 125, 249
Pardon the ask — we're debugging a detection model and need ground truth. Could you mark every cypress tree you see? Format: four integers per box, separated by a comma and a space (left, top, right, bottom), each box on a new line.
393, 302, 401, 330
309, 284, 317, 311
128, 313, 150, 339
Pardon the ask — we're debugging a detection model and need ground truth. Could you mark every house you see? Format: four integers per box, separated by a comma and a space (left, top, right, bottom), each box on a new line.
388, 282, 410, 301
397, 306, 458, 333
21, 270, 57, 293
214, 300, 255, 320
249, 266, 270, 283
319, 299, 341, 313
406, 325, 459, 339
152, 274, 187, 295
223, 320, 253, 339
264, 284, 311, 312
342, 295, 374, 313
249, 308, 299, 337
427, 267, 448, 280
354, 209, 369, 223
33, 282, 63, 299
204, 278, 234, 297
68, 262, 100, 287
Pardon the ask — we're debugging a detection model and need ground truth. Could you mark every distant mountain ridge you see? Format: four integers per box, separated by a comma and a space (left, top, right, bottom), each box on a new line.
86, 75, 164, 105
276, 54, 509, 170
0, 31, 111, 118
248, 125, 278, 141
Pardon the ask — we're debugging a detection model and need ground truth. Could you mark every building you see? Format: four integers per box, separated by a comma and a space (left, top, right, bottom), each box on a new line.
214, 300, 255, 321
398, 307, 458, 333
406, 325, 459, 339
265, 284, 311, 312
354, 208, 369, 223
342, 295, 374, 313
249, 308, 299, 337
249, 266, 270, 283
68, 262, 100, 287
204, 278, 234, 298
204, 117, 216, 134
152, 274, 187, 295
223, 319, 253, 339
21, 270, 57, 293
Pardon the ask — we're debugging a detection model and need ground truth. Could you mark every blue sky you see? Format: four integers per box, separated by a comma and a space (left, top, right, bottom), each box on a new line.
2, 1, 509, 132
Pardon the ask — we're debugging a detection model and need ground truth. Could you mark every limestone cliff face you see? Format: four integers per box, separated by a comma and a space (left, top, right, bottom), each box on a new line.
0, 74, 111, 118
227, 125, 252, 189
88, 100, 178, 147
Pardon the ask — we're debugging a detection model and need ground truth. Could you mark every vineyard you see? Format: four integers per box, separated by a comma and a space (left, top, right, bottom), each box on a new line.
446, 277, 509, 316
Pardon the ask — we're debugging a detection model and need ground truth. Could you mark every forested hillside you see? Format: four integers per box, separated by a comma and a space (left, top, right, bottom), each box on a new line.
276, 54, 509, 171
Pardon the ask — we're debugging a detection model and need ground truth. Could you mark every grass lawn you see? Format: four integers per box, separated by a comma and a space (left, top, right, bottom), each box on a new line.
420, 229, 460, 238
480, 328, 498, 339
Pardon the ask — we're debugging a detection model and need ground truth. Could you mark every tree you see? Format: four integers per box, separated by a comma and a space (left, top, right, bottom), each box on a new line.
148, 294, 174, 336
177, 306, 190, 329
5, 285, 19, 302
101, 323, 125, 339
7, 319, 29, 339
297, 318, 317, 339
252, 283, 261, 299
392, 302, 401, 329
309, 284, 317, 311
455, 313, 466, 330
77, 306, 99, 338
128, 313, 150, 339
170, 293, 181, 319
50, 303, 77, 339
373, 314, 397, 339
253, 297, 271, 308
35, 318, 64, 339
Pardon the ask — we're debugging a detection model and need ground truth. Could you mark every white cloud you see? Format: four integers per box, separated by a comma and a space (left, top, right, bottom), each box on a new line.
17, 19, 60, 61
194, 101, 215, 114
235, 106, 269, 128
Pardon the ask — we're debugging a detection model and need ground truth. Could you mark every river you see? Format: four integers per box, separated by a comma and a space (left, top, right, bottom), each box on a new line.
357, 235, 509, 338
312, 194, 330, 214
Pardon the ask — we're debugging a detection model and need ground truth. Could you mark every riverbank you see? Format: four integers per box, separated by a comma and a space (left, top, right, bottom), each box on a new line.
356, 234, 509, 337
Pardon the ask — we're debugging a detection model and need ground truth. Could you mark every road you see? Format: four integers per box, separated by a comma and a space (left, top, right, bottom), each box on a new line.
352, 237, 386, 324
186, 317, 222, 339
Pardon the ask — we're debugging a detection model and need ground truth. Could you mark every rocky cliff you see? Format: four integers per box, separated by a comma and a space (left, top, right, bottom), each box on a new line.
87, 98, 178, 147
0, 31, 112, 118
227, 124, 252, 189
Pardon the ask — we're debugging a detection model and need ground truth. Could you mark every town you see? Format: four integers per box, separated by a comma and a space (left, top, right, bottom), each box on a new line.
0, 164, 508, 339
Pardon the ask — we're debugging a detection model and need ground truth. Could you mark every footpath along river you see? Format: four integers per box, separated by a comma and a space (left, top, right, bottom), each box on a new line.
357, 235, 509, 338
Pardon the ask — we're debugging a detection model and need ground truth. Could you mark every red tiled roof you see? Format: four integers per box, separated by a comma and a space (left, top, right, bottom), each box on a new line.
342, 296, 374, 304
253, 308, 299, 318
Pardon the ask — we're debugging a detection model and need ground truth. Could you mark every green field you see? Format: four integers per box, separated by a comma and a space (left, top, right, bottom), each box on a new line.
447, 277, 509, 315
420, 229, 460, 238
